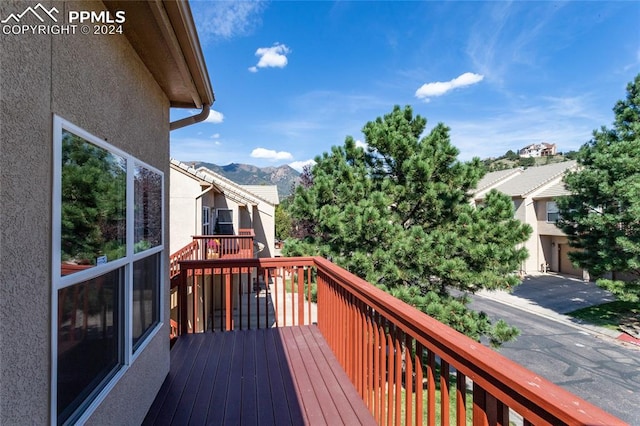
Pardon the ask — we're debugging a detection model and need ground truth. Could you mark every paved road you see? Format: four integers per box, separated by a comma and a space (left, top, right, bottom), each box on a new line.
469, 295, 640, 425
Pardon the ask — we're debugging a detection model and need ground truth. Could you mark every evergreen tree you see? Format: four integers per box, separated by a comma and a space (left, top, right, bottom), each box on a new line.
285, 106, 531, 346
557, 74, 640, 302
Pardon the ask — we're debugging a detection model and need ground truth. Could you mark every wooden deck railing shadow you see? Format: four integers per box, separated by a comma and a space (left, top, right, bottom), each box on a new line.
172, 255, 627, 426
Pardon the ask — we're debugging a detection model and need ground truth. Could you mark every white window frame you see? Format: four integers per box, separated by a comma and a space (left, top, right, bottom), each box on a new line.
51, 116, 165, 425
546, 201, 560, 222
215, 208, 234, 234
202, 206, 211, 235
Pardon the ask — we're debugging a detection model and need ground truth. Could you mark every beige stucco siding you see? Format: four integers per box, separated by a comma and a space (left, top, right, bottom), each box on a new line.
0, 2, 53, 422
1, 1, 170, 424
170, 168, 209, 253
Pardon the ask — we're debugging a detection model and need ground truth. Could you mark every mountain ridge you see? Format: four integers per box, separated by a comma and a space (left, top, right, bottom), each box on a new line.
186, 161, 300, 200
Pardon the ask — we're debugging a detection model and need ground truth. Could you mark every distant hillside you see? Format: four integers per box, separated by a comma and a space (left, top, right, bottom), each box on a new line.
482, 151, 578, 172
188, 162, 300, 200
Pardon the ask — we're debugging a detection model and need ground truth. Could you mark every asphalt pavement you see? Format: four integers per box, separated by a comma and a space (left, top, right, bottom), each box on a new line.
476, 272, 638, 345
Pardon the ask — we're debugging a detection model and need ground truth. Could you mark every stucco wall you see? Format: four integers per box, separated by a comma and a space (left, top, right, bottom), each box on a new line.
1, 1, 170, 424
535, 198, 567, 237
170, 168, 205, 253
254, 204, 276, 258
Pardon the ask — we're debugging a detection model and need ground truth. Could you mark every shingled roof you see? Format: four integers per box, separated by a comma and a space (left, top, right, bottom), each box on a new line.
170, 159, 277, 206
475, 161, 577, 199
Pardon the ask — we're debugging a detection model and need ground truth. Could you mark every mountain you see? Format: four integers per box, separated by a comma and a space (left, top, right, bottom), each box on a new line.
188, 162, 300, 200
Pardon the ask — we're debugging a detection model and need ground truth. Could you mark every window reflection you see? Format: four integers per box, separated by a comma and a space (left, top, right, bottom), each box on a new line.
57, 268, 123, 424
61, 131, 126, 275
133, 253, 160, 349
134, 164, 162, 253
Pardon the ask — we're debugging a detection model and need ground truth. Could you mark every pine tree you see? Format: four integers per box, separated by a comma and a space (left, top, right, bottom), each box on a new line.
285, 106, 532, 346
557, 74, 640, 302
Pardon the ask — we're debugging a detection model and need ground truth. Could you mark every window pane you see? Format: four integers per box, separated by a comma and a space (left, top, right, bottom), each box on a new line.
217, 209, 232, 223
202, 207, 210, 235
132, 254, 160, 350
61, 131, 126, 275
57, 269, 123, 424
134, 165, 162, 253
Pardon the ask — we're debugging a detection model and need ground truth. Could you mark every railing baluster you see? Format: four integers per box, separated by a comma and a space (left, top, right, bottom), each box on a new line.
394, 328, 402, 426
298, 266, 304, 326
415, 342, 424, 426
473, 383, 488, 426
263, 267, 269, 329
456, 371, 467, 426
386, 329, 394, 426
379, 319, 386, 425
427, 350, 436, 426
405, 333, 413, 426
441, 359, 451, 426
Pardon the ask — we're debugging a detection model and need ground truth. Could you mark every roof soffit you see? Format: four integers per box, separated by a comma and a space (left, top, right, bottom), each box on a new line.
104, 0, 214, 109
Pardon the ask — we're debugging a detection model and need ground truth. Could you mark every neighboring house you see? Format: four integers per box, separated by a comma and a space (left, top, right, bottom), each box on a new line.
1, 1, 213, 424
170, 159, 279, 258
519, 142, 557, 158
473, 161, 584, 277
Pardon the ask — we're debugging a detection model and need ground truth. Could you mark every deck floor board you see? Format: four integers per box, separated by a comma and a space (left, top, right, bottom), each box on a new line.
144, 325, 376, 425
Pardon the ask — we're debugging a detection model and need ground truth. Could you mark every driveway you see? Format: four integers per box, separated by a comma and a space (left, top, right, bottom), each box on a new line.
475, 272, 628, 341
507, 272, 617, 313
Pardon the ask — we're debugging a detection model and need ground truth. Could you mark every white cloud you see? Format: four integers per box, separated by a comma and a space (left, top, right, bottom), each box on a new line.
210, 133, 220, 139
192, 1, 266, 41
447, 95, 606, 161
355, 139, 368, 149
249, 43, 290, 72
250, 147, 294, 161
204, 110, 224, 124
289, 159, 316, 172
415, 72, 484, 101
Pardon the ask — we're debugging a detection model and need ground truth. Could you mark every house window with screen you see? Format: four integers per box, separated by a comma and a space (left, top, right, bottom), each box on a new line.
546, 201, 560, 222
53, 116, 164, 425
215, 208, 234, 235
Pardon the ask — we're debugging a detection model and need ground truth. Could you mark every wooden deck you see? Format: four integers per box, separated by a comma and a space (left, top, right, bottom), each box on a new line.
144, 326, 376, 425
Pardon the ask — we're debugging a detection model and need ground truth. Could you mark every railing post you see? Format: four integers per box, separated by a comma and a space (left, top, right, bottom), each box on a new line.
179, 268, 188, 335
225, 269, 232, 331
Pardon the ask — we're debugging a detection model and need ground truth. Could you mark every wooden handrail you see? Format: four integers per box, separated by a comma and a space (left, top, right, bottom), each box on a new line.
169, 240, 199, 281
192, 233, 255, 259
172, 256, 626, 426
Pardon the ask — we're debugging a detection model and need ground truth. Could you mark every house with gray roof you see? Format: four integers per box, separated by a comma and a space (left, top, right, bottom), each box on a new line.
170, 159, 278, 258
473, 161, 585, 277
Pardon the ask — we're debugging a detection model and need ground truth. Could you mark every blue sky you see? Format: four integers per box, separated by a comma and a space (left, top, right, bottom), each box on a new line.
170, 1, 640, 172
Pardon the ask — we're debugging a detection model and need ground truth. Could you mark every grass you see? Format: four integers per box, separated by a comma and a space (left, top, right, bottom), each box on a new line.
566, 301, 639, 330
397, 379, 474, 425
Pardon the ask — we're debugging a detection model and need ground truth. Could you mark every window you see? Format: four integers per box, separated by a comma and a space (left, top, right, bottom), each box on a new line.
202, 206, 211, 235
547, 201, 560, 222
215, 208, 234, 235
53, 117, 164, 425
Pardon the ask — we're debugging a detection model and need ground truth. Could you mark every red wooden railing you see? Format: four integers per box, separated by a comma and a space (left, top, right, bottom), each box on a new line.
169, 240, 199, 279
172, 255, 625, 426
192, 229, 255, 260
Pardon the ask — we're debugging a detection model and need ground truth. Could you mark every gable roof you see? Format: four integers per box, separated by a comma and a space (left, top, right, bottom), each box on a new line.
475, 161, 577, 199
241, 185, 280, 205
476, 167, 522, 192
533, 181, 572, 199
170, 159, 277, 206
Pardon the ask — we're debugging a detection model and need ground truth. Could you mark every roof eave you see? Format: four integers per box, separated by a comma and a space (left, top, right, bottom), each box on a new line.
104, 0, 214, 110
